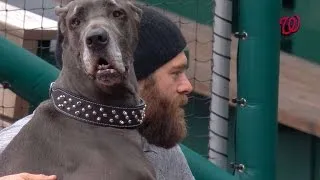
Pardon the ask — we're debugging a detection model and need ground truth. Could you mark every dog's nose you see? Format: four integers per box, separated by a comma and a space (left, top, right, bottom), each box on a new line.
86, 28, 109, 48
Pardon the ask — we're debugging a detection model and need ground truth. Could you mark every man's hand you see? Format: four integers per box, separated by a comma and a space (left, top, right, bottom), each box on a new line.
0, 173, 57, 180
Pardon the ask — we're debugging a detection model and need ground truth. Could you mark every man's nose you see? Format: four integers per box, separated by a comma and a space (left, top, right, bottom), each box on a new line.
177, 73, 193, 95
86, 28, 109, 49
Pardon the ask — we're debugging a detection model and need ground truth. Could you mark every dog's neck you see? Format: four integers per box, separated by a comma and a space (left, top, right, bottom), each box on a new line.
54, 48, 140, 107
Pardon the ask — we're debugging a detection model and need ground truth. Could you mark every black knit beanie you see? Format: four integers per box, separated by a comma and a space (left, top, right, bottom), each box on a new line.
54, 5, 186, 80
133, 5, 187, 80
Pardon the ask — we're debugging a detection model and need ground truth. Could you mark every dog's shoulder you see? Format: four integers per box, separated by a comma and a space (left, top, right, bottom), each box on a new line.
33, 99, 56, 117
31, 99, 66, 124
0, 99, 61, 176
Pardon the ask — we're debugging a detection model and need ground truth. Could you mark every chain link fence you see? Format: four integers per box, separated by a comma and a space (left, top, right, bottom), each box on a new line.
0, 0, 214, 157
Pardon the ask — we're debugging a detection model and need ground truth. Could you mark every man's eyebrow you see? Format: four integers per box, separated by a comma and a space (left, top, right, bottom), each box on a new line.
171, 63, 188, 71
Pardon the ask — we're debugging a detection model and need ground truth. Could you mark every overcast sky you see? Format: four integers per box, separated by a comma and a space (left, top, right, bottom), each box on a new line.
2, 0, 58, 20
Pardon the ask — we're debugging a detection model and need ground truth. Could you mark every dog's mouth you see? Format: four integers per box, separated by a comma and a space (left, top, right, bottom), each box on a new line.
97, 58, 113, 73
95, 58, 127, 86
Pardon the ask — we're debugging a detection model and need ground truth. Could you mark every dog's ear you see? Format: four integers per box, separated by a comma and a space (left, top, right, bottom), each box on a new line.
55, 8, 67, 34
128, 1, 142, 23
55, 3, 71, 34
126, 2, 143, 52
55, 5, 68, 17
54, 1, 75, 33
53, 0, 74, 6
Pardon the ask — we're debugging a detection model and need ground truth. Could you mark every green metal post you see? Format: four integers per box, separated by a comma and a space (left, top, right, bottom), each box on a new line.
0, 36, 59, 107
180, 144, 237, 180
234, 0, 280, 180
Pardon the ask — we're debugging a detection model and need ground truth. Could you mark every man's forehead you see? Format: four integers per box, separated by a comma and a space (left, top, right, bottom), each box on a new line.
169, 52, 189, 69
184, 48, 190, 69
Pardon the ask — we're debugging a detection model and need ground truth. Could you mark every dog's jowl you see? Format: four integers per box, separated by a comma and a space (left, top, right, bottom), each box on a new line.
0, 0, 156, 179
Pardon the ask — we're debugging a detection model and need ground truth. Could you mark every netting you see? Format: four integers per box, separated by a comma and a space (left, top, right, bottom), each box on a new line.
0, 0, 214, 158
0, 0, 57, 129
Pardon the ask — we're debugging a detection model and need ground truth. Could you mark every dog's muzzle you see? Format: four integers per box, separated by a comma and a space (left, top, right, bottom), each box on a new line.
86, 28, 109, 49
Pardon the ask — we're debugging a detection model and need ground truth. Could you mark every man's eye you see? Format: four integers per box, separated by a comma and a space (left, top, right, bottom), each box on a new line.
172, 71, 181, 78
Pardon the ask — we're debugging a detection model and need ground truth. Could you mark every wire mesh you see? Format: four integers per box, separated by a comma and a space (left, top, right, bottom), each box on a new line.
0, 0, 214, 157
0, 0, 57, 129
0, 82, 29, 130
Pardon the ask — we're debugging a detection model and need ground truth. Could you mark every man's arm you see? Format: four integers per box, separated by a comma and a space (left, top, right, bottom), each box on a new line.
144, 143, 195, 180
0, 173, 56, 180
0, 114, 33, 153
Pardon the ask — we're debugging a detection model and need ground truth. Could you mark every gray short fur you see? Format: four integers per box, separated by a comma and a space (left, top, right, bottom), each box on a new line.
0, 0, 156, 179
0, 114, 195, 180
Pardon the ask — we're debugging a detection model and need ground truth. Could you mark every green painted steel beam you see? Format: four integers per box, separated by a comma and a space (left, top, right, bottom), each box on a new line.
180, 144, 237, 180
138, 0, 212, 25
234, 0, 280, 180
0, 36, 59, 107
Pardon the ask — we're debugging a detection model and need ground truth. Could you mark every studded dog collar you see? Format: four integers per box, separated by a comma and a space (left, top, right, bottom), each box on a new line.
49, 83, 146, 128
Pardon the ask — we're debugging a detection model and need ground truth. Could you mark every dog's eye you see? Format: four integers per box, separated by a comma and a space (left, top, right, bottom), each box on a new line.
112, 10, 125, 18
70, 18, 81, 27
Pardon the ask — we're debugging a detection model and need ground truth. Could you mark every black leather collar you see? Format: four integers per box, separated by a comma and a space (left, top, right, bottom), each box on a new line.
49, 82, 146, 128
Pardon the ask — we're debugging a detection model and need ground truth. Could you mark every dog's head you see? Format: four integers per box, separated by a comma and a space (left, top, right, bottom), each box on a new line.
55, 0, 142, 89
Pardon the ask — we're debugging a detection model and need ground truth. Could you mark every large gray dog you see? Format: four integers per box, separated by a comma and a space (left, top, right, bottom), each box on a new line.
0, 0, 156, 179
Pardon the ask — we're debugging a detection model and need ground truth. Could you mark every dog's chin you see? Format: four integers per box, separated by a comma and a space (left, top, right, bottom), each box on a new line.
94, 58, 128, 88
95, 70, 123, 87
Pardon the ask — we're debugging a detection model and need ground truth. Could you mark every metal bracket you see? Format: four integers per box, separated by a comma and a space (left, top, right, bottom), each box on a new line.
232, 97, 247, 107
230, 162, 246, 173
49, 82, 55, 96
234, 31, 248, 40
1, 81, 11, 89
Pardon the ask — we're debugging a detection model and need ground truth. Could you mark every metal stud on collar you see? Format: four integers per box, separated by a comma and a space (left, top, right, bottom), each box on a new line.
50, 83, 146, 128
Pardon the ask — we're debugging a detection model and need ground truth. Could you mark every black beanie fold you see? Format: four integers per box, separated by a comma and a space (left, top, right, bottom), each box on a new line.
133, 6, 186, 80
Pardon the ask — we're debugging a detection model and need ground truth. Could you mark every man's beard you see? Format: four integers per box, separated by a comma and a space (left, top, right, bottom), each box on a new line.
138, 77, 188, 149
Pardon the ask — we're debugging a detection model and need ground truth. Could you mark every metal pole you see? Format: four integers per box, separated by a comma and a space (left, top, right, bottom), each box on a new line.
233, 0, 280, 179
209, 0, 233, 169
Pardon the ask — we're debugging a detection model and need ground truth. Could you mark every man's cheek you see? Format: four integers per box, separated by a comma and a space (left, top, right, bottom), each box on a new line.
158, 88, 173, 101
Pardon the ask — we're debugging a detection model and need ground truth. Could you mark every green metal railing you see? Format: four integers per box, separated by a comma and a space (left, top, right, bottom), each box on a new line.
233, 0, 280, 179
0, 36, 59, 107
